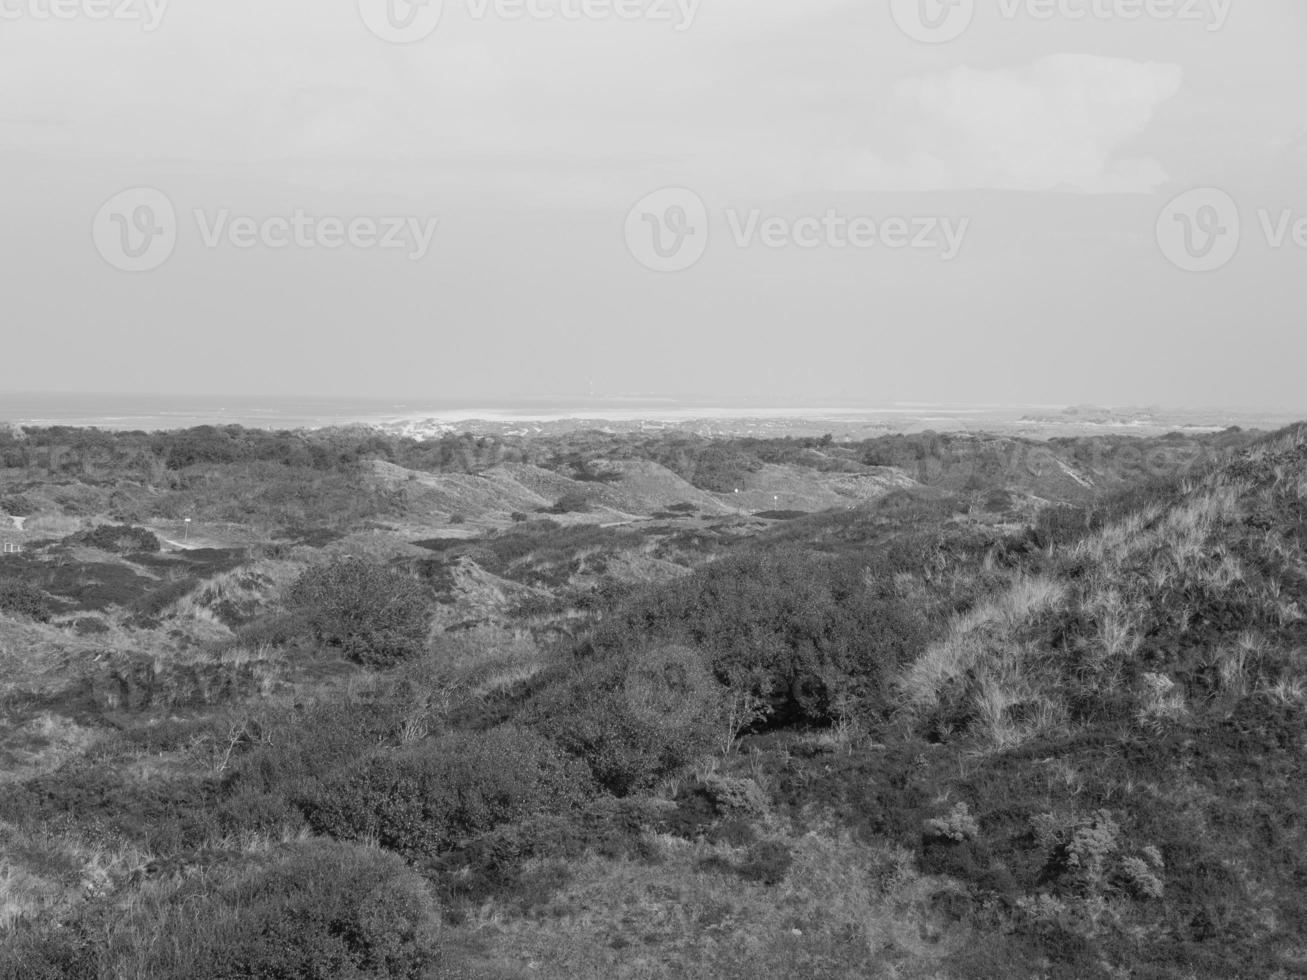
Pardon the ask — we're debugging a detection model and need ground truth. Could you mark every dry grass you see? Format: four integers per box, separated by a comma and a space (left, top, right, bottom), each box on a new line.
971, 664, 1068, 751
898, 575, 1064, 718
1069, 482, 1244, 579
0, 710, 99, 784
1209, 631, 1266, 697
423, 625, 549, 699
899, 438, 1307, 750
162, 558, 301, 628
0, 819, 153, 930
19, 514, 84, 537
456, 825, 966, 980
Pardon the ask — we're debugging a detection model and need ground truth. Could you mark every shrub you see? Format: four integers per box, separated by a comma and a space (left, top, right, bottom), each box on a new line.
0, 577, 54, 622
216, 842, 439, 978
130, 574, 199, 622
527, 651, 721, 795
0, 841, 440, 980
592, 548, 928, 724
298, 725, 591, 862
1, 493, 36, 516
72, 615, 109, 635
285, 558, 433, 666
220, 696, 412, 800
568, 459, 622, 483
697, 775, 768, 817
0, 763, 219, 852
546, 491, 592, 514
684, 444, 762, 493
70, 523, 160, 554
736, 839, 794, 885
924, 802, 980, 843
235, 609, 308, 648
662, 775, 768, 840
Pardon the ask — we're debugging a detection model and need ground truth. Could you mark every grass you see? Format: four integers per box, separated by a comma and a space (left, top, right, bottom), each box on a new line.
0, 818, 153, 931
161, 558, 300, 629
897, 574, 1065, 721
900, 430, 1307, 755
453, 825, 965, 980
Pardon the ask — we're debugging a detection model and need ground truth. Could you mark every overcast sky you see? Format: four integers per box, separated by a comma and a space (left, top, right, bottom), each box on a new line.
1, 0, 1304, 408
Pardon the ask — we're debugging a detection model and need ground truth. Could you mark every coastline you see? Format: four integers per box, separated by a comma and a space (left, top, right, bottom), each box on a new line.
1, 393, 1301, 439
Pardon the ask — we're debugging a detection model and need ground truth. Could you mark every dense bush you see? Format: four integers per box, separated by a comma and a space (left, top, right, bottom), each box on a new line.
211, 842, 439, 979
0, 577, 54, 621
0, 492, 36, 516
69, 523, 160, 554
0, 841, 440, 980
683, 444, 763, 493
525, 649, 722, 795
298, 725, 592, 862
221, 696, 415, 800
568, 459, 622, 483
0, 763, 219, 852
285, 558, 433, 666
736, 839, 794, 885
72, 615, 109, 634
545, 491, 592, 514
592, 548, 928, 723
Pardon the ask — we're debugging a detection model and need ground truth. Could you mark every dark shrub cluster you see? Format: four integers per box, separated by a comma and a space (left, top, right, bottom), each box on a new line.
430, 797, 665, 911
0, 492, 36, 516
220, 696, 413, 800
298, 725, 592, 862
1, 841, 440, 980
592, 547, 928, 724
0, 763, 220, 853
544, 491, 592, 515
525, 651, 721, 795
72, 615, 109, 634
0, 577, 55, 622
735, 839, 794, 885
69, 523, 161, 554
285, 558, 433, 666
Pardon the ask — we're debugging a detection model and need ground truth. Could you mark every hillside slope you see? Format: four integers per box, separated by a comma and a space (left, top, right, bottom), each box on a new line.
883, 424, 1307, 977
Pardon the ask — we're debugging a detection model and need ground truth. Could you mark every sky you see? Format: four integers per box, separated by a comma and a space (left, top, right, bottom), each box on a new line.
1, 0, 1305, 408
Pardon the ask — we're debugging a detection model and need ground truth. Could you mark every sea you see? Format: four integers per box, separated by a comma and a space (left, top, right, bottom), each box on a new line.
0, 392, 1294, 439
0, 392, 1027, 433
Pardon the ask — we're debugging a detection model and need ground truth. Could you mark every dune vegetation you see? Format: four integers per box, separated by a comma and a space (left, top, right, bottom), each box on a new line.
0, 419, 1302, 978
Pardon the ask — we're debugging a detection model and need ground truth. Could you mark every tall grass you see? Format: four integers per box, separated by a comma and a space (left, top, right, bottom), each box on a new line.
898, 574, 1064, 717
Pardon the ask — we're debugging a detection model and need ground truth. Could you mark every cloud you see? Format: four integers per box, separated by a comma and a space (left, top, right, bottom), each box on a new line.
819, 55, 1183, 194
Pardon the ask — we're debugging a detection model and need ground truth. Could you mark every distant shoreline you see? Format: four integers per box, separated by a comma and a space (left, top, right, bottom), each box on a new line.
0, 393, 1300, 437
